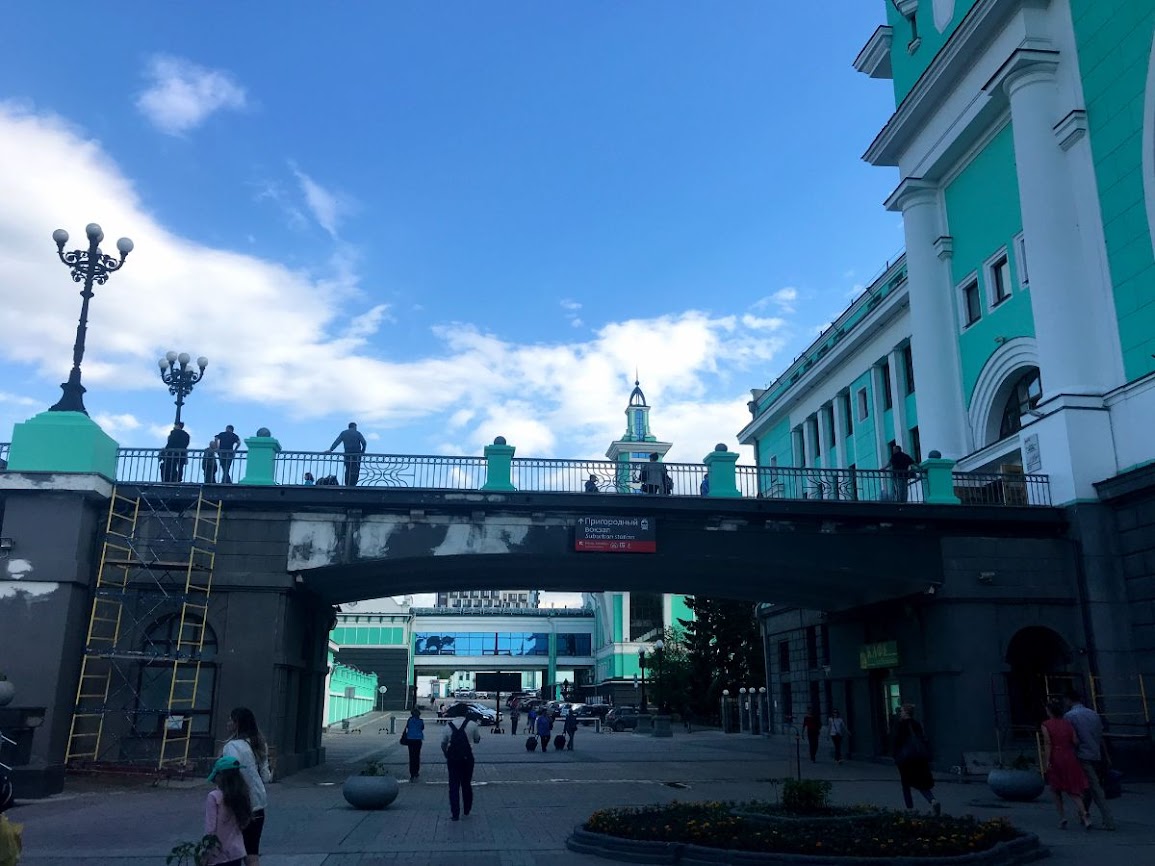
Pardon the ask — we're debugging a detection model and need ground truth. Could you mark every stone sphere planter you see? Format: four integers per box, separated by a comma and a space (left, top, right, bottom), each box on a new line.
987, 769, 1044, 802
342, 774, 399, 810
0, 680, 14, 708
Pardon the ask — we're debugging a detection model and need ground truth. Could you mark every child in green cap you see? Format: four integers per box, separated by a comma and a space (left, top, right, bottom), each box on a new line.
204, 755, 251, 865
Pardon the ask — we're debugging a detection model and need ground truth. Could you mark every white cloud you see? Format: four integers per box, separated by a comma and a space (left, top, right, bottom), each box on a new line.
0, 103, 787, 463
136, 56, 246, 136
560, 299, 582, 311
291, 165, 352, 238
754, 286, 798, 315
570, 318, 584, 328
91, 412, 142, 436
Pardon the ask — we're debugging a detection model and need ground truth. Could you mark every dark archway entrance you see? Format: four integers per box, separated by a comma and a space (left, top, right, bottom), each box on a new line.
1000, 626, 1076, 739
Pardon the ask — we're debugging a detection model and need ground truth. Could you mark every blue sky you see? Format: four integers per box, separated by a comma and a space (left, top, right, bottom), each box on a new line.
0, 2, 901, 466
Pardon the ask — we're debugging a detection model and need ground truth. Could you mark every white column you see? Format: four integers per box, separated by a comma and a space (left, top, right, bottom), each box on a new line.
992, 55, 1118, 395
817, 405, 833, 467
885, 182, 970, 458
871, 364, 889, 466
793, 426, 807, 468
888, 349, 907, 450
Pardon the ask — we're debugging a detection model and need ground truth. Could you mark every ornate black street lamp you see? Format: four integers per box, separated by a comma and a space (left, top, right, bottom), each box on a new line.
49, 224, 134, 414
637, 645, 649, 714
158, 351, 208, 425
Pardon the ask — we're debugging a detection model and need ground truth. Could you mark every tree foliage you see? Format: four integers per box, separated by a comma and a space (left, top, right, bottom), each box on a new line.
678, 597, 765, 719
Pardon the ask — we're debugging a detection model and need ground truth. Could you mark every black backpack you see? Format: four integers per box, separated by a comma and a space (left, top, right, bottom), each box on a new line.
445, 720, 473, 762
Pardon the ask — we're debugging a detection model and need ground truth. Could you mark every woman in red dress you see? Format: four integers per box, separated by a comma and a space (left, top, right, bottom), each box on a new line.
1041, 699, 1090, 829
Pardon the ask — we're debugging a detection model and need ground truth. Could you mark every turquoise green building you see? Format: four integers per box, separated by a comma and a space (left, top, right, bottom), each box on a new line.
740, 1, 1155, 761
323, 651, 378, 727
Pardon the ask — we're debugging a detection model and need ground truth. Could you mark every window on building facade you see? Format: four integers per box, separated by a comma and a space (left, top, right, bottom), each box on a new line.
811, 418, 821, 457
998, 367, 1043, 440
909, 426, 921, 462
881, 361, 893, 409
827, 407, 836, 446
806, 626, 818, 670
1013, 233, 1029, 289
902, 345, 915, 394
856, 388, 869, 422
820, 624, 831, 666
963, 279, 982, 326
781, 682, 794, 723
778, 640, 790, 673
843, 392, 854, 435
135, 615, 218, 735
989, 252, 1012, 305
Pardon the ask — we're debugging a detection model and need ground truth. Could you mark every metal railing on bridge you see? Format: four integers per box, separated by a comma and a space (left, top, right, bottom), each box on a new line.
0, 443, 1053, 507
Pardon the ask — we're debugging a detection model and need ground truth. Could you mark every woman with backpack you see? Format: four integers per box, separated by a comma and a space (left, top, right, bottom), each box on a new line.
441, 713, 480, 821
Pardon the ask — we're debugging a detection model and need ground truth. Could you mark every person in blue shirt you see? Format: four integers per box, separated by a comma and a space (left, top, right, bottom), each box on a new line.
404, 708, 425, 782
536, 710, 553, 754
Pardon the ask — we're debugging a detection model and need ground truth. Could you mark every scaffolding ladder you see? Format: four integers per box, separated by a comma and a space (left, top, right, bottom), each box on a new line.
65, 488, 221, 770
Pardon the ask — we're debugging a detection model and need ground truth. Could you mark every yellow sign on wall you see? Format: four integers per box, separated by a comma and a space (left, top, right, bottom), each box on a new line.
859, 640, 899, 670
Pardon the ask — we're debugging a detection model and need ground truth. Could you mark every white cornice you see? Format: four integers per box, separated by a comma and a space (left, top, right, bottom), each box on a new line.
884, 176, 938, 213
981, 45, 1061, 95
934, 236, 954, 260
854, 26, 894, 79
863, 0, 1026, 167
1053, 109, 1088, 151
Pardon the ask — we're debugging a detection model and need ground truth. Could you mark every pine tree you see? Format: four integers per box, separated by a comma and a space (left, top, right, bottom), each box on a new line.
679, 596, 765, 719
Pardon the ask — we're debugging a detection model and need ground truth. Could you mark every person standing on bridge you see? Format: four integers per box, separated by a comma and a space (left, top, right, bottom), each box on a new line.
328, 422, 367, 487
636, 453, 670, 495
160, 422, 190, 483
886, 443, 917, 503
216, 424, 241, 483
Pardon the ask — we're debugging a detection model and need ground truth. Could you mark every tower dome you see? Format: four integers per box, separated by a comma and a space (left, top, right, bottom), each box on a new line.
627, 378, 648, 408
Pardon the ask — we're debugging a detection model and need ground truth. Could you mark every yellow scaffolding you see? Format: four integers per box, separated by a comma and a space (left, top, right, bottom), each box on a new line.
66, 488, 221, 770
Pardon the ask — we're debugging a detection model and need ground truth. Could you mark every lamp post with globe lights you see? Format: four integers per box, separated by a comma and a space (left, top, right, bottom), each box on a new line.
158, 352, 208, 425
653, 639, 665, 713
48, 224, 134, 414
636, 645, 649, 714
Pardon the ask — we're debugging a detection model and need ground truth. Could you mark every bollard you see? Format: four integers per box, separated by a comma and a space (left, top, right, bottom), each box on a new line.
388, 715, 396, 735
594, 718, 602, 734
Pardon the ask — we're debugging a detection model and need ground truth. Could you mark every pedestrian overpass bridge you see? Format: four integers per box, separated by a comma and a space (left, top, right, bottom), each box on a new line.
0, 441, 1063, 792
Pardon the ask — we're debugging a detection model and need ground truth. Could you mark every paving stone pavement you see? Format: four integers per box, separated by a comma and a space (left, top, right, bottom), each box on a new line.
9, 714, 1154, 864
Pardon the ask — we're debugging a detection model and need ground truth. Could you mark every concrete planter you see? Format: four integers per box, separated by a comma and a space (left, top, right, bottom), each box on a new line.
342, 774, 399, 810
0, 681, 14, 708
986, 769, 1045, 802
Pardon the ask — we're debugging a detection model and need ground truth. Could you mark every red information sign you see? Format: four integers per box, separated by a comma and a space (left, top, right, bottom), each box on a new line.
575, 516, 656, 553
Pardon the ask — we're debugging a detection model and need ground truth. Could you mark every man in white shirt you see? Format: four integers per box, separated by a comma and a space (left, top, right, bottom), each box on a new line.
1063, 691, 1115, 830
441, 714, 481, 821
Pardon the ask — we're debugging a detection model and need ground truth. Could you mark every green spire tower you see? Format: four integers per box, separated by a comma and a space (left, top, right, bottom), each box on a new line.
605, 378, 672, 489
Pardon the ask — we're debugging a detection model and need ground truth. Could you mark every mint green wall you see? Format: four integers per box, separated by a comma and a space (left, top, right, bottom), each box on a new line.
882, 408, 895, 445
904, 393, 918, 429
328, 659, 377, 724
1072, 1, 1155, 381
757, 416, 794, 470
331, 625, 407, 646
850, 370, 880, 469
612, 594, 623, 642
887, 1, 980, 103
944, 125, 1033, 406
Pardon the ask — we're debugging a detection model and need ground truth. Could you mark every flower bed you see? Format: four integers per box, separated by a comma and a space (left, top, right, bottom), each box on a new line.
568, 801, 1044, 864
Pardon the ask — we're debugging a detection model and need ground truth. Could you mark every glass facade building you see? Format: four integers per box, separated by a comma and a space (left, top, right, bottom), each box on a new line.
413, 631, 591, 657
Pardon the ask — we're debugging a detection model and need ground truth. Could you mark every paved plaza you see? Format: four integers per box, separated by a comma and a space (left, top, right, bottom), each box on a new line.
9, 713, 1154, 865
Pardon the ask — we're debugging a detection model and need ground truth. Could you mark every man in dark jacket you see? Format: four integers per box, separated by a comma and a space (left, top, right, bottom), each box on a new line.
563, 707, 579, 751
215, 424, 241, 483
886, 444, 917, 503
160, 422, 191, 483
328, 422, 367, 486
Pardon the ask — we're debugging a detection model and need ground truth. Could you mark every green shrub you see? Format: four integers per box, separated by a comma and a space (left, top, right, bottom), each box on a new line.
781, 778, 831, 813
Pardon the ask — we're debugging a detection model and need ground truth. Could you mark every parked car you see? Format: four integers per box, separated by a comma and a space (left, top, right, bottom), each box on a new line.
573, 704, 611, 720
444, 702, 495, 726
606, 706, 640, 732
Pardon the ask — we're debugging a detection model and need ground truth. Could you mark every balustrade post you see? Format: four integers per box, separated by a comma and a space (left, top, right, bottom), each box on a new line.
241, 428, 281, 486
921, 450, 961, 505
6, 412, 119, 478
480, 436, 516, 491
703, 443, 740, 498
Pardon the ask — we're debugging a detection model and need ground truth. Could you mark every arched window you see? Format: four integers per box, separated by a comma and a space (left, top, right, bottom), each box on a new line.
135, 615, 218, 735
998, 368, 1042, 440
933, 0, 955, 32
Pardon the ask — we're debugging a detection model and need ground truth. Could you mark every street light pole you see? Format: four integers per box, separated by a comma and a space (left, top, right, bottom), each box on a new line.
158, 352, 209, 425
48, 224, 134, 414
637, 646, 648, 714
654, 639, 665, 713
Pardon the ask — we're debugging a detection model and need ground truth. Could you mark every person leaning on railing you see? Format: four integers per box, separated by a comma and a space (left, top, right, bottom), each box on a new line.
328, 422, 367, 487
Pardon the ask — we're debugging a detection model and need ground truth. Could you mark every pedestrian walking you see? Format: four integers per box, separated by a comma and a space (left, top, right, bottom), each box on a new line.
828, 708, 849, 764
204, 755, 252, 866
510, 705, 520, 735
892, 704, 941, 814
441, 714, 480, 821
683, 706, 694, 733
216, 424, 241, 483
221, 707, 272, 866
328, 422, 367, 487
1064, 690, 1116, 830
584, 474, 599, 492
160, 422, 190, 482
1042, 699, 1091, 829
564, 706, 579, 750
203, 438, 219, 484
0, 774, 21, 866
536, 709, 553, 754
886, 443, 916, 503
802, 706, 822, 762
402, 708, 425, 782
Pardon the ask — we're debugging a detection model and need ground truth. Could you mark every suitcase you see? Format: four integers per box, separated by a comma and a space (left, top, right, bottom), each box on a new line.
525, 735, 538, 752
554, 734, 567, 751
